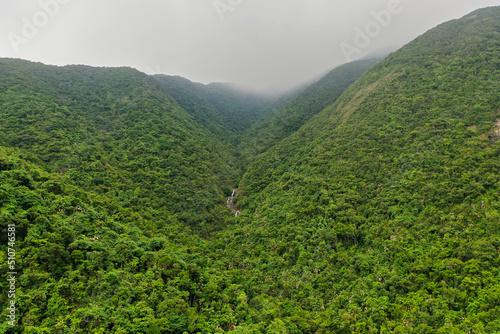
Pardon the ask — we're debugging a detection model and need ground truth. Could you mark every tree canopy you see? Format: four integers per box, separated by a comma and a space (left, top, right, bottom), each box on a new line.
1, 6, 500, 333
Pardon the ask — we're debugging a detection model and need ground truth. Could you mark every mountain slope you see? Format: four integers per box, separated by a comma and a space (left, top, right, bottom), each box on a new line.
0, 146, 219, 333
213, 6, 500, 332
0, 59, 255, 333
239, 58, 380, 163
0, 59, 241, 227
153, 75, 274, 144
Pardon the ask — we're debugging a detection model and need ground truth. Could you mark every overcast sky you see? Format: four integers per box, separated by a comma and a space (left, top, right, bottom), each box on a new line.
1, 0, 499, 92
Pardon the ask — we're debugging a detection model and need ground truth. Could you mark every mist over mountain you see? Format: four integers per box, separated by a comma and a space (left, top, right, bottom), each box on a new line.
1, 6, 500, 333
239, 58, 381, 164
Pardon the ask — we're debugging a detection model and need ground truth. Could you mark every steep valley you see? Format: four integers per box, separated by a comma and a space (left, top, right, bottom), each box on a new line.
1, 6, 500, 333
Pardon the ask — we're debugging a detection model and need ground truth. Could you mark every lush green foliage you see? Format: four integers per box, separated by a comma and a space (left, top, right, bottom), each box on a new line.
231, 7, 500, 333
0, 60, 246, 229
1, 6, 500, 333
0, 60, 263, 333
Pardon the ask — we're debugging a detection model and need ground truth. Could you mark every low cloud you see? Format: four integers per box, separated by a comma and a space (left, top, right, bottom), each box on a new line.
1, 0, 498, 92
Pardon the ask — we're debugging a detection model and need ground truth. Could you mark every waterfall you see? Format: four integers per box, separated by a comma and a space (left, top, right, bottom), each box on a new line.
227, 188, 240, 217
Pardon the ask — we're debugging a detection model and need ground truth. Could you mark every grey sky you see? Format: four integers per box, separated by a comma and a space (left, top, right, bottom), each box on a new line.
1, 0, 499, 92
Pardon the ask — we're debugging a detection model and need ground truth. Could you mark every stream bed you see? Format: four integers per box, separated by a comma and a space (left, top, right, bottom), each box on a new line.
226, 189, 241, 217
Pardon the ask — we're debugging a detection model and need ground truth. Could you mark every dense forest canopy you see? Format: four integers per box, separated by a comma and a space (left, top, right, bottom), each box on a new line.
1, 6, 500, 333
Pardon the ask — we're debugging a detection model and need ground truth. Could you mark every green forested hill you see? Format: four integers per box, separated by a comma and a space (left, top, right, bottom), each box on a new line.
0, 147, 217, 333
0, 59, 259, 333
222, 6, 500, 332
239, 59, 380, 163
0, 59, 241, 227
1, 5, 500, 334
153, 75, 274, 145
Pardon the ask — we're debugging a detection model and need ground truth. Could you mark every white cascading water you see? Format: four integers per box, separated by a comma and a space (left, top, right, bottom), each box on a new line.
227, 189, 241, 217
